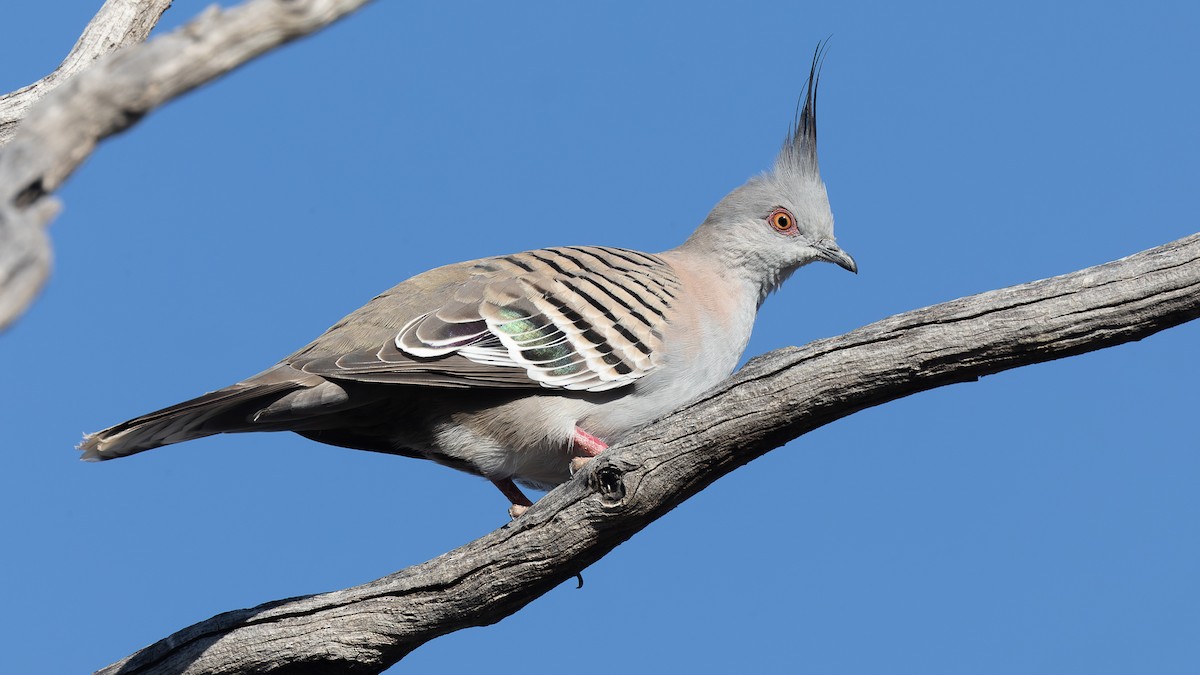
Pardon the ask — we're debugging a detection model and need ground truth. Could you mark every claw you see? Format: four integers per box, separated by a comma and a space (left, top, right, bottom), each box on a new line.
569, 456, 592, 475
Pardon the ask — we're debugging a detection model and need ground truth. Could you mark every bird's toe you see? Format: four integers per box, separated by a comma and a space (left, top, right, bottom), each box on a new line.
569, 456, 592, 475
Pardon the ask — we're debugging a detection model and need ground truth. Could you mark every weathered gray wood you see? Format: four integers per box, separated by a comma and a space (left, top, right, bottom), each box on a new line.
0, 0, 170, 331
96, 233, 1200, 675
0, 0, 172, 147
0, 0, 374, 332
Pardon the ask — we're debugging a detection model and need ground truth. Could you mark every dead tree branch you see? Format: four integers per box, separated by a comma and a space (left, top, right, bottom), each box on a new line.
0, 0, 172, 147
96, 232, 1200, 675
0, 0, 374, 332
0, 0, 171, 331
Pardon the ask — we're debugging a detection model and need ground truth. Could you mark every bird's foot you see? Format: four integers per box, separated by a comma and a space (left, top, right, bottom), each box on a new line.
569, 426, 608, 476
569, 456, 592, 475
491, 478, 533, 520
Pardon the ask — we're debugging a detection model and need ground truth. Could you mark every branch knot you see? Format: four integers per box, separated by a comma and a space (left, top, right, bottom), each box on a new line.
591, 463, 626, 506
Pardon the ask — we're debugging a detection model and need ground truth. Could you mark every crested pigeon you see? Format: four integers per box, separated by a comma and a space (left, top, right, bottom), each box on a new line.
79, 49, 855, 517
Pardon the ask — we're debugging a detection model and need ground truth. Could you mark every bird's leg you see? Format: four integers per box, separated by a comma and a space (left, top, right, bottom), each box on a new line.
492, 478, 534, 519
494, 427, 608, 519
569, 426, 608, 474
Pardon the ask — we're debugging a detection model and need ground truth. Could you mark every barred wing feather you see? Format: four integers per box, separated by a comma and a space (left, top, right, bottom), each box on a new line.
302, 246, 679, 392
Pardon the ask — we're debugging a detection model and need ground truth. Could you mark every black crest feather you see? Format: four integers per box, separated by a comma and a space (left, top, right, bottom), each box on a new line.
778, 40, 829, 177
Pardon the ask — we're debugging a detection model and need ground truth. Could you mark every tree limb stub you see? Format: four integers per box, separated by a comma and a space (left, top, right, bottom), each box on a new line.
96, 233, 1200, 675
0, 0, 375, 332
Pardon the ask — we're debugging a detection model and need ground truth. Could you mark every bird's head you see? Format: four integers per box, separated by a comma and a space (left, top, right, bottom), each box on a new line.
679, 44, 855, 303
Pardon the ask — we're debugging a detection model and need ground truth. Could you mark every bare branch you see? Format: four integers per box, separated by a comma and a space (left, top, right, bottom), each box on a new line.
96, 233, 1200, 675
0, 0, 374, 332
0, 0, 173, 147
0, 0, 171, 332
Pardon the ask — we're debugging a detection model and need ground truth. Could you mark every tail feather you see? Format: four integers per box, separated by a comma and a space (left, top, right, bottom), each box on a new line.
79, 378, 305, 461
77, 362, 367, 460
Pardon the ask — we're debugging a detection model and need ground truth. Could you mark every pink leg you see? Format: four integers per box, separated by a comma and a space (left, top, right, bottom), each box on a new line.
493, 427, 608, 517
570, 426, 608, 475
491, 478, 533, 519
572, 427, 608, 457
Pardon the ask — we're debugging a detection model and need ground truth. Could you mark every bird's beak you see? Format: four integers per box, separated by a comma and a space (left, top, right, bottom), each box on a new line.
815, 241, 857, 274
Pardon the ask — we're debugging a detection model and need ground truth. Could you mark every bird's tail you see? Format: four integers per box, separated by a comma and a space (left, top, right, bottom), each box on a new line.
78, 367, 338, 461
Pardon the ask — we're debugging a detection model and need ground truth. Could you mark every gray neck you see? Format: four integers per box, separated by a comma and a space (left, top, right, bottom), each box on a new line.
669, 227, 793, 308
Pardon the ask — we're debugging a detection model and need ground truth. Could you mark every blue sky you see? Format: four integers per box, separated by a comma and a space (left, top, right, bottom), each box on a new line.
2, 1, 1198, 673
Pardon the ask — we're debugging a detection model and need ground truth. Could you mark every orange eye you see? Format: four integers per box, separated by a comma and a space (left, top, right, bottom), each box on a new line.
768, 208, 795, 232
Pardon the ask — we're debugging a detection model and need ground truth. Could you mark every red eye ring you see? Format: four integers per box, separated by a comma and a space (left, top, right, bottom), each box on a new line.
767, 207, 796, 232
